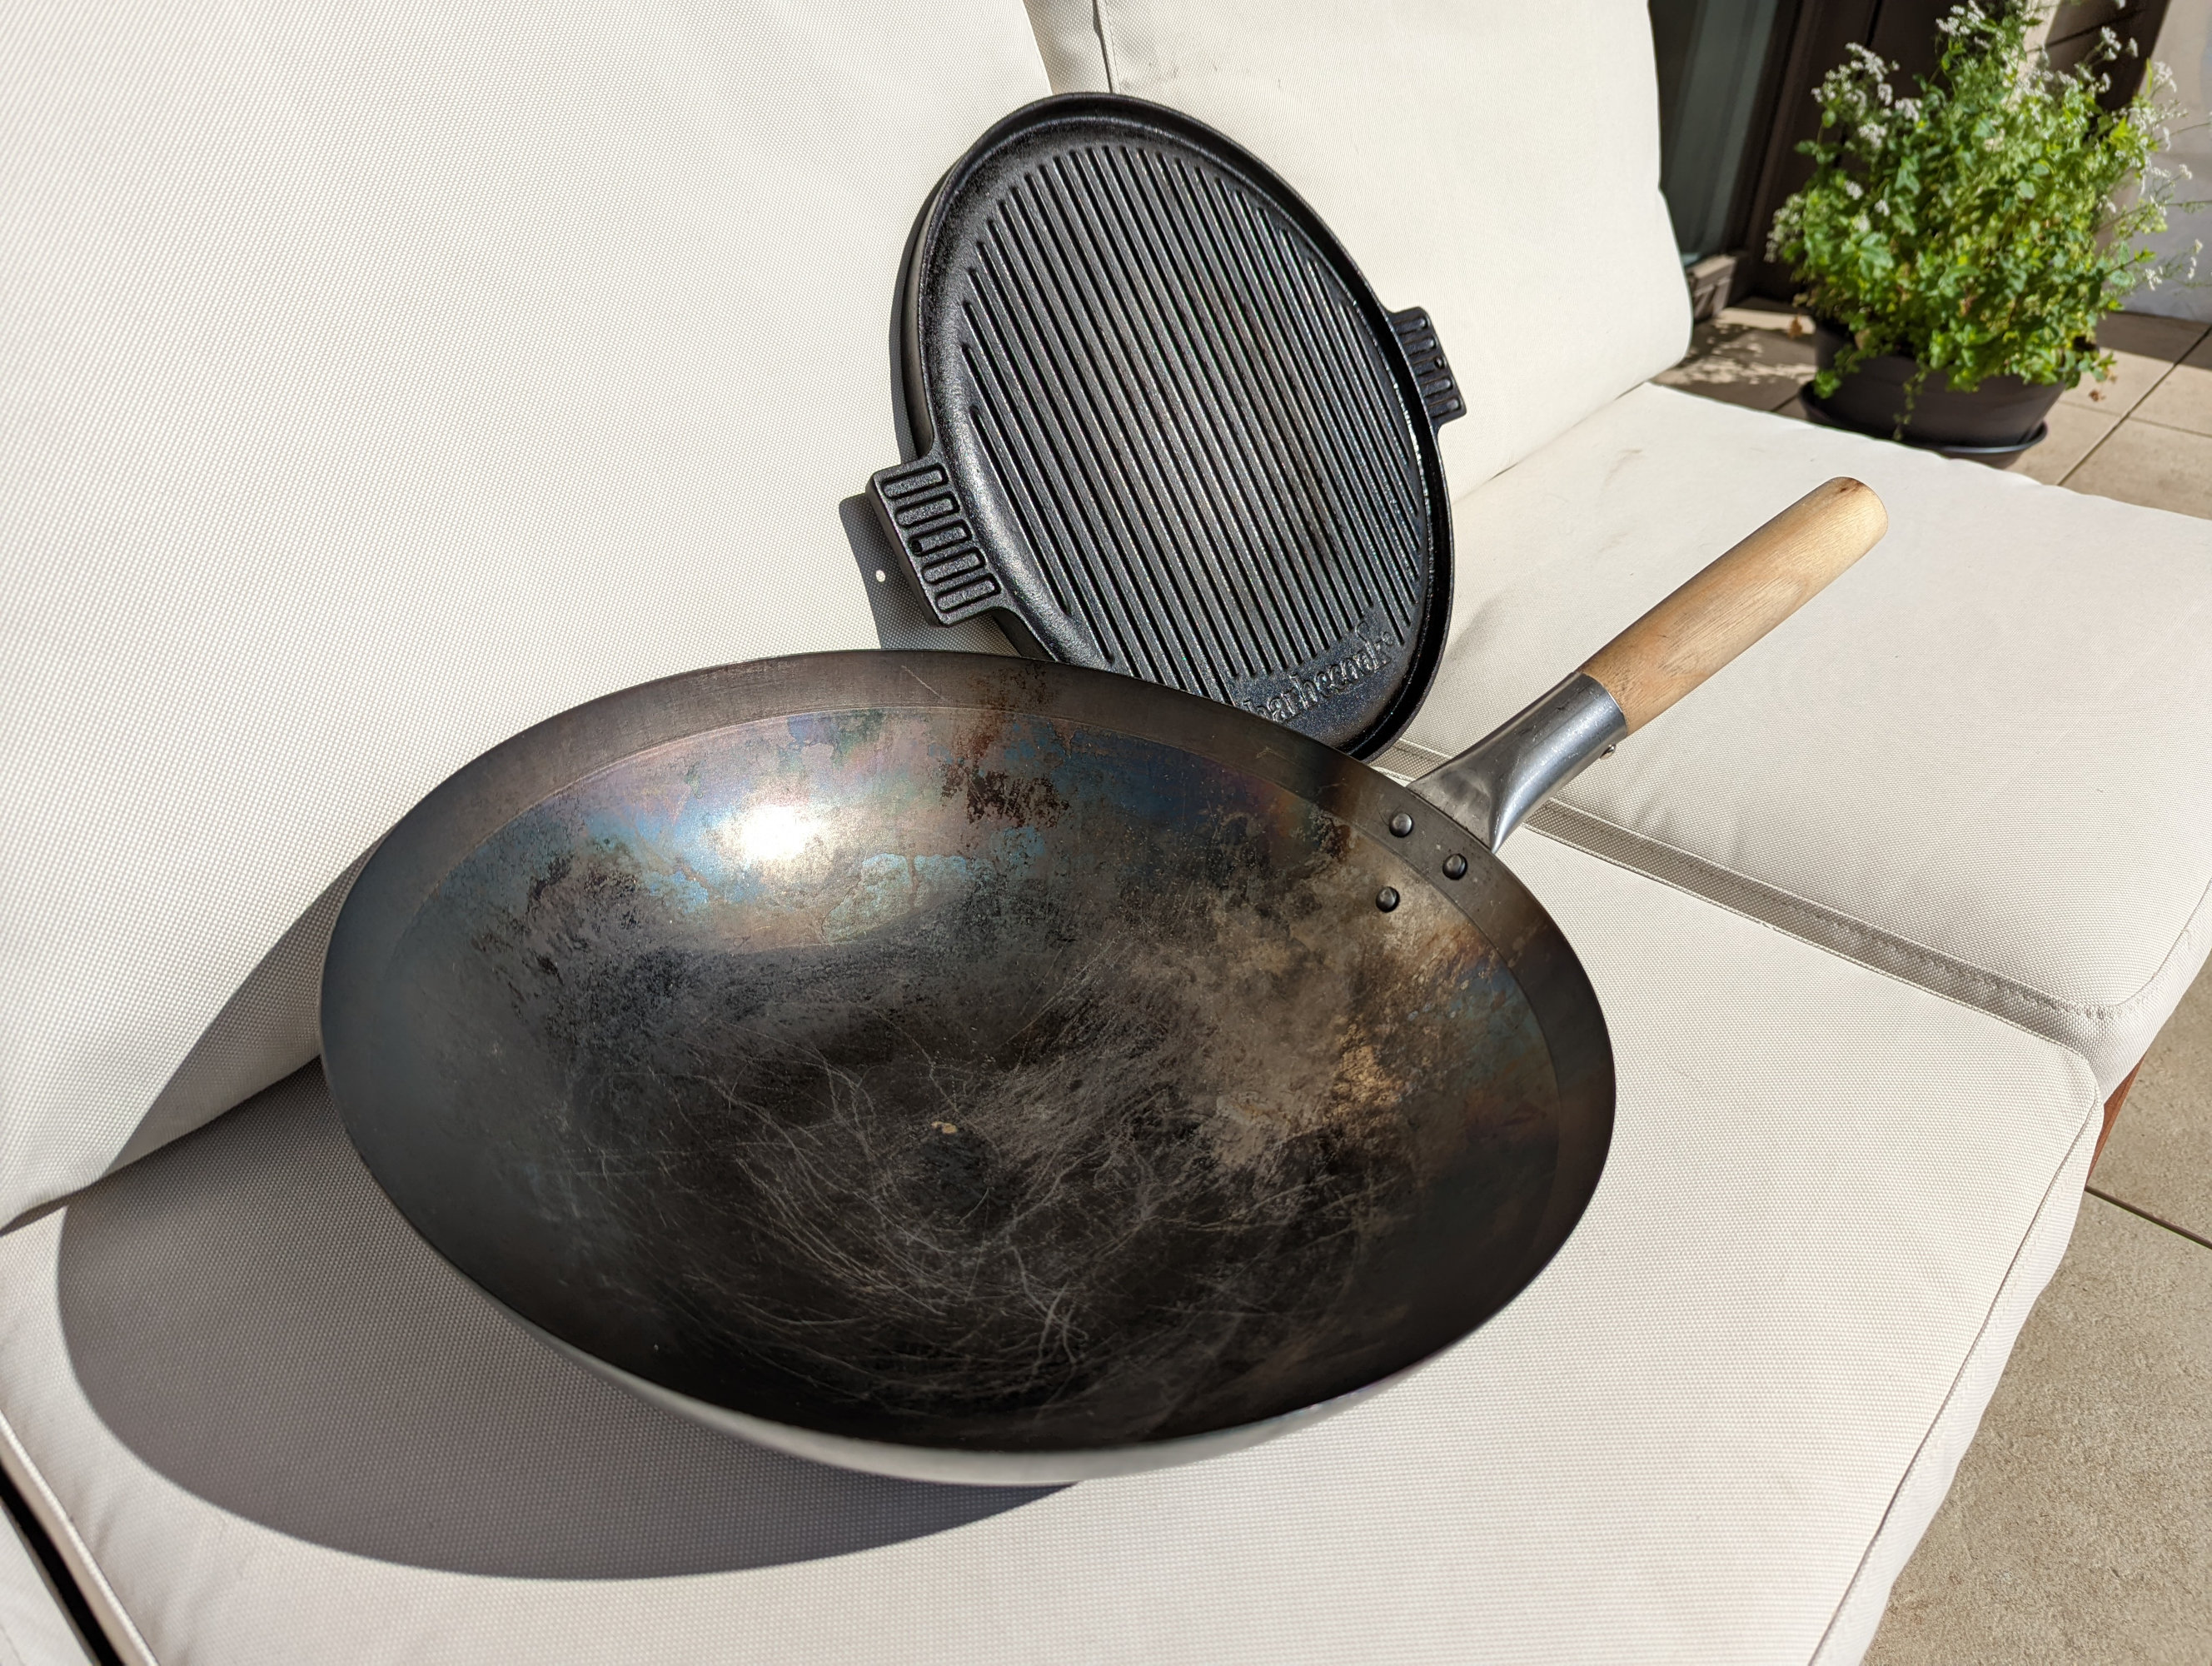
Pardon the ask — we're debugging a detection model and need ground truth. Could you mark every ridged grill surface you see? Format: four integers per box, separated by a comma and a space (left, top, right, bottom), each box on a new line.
945, 142, 1427, 707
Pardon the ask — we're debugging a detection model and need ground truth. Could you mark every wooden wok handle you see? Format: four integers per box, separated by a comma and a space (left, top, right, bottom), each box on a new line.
1579, 477, 1887, 732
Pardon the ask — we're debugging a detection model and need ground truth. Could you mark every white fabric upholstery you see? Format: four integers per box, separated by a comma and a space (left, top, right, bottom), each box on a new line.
0, 7, 2183, 1654
1017, 0, 1693, 498
1378, 385, 2212, 1095
0, 837, 2098, 1665
0, 1514, 90, 1666
0, 0, 1050, 1225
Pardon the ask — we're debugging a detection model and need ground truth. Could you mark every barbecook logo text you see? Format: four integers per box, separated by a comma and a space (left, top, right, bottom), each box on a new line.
1243, 638, 1389, 725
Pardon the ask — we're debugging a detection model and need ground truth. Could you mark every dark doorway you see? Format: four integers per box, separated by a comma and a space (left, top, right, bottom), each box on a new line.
1652, 0, 1802, 269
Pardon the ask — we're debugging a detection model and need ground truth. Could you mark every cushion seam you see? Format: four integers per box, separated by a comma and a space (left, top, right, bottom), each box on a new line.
1526, 798, 2212, 1025
1805, 1081, 2102, 1664
1092, 0, 1122, 91
1385, 727, 2201, 1028
0, 1401, 153, 1666
1512, 828, 2111, 1078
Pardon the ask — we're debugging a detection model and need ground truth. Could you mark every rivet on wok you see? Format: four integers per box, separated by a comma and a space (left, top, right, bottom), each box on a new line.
1376, 886, 1401, 912
1442, 854, 1468, 880
1388, 811, 1414, 837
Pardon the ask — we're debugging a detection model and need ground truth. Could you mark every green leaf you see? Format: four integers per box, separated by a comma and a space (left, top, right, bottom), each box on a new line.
1765, 0, 2193, 392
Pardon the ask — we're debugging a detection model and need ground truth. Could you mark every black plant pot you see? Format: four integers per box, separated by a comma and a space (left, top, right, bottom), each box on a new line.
1801, 324, 2063, 457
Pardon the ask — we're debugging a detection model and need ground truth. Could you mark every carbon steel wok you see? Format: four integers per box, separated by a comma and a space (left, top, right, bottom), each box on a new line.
321, 480, 1887, 1484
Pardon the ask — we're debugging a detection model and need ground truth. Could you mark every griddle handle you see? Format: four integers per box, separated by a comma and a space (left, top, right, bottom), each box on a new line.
868, 453, 1005, 626
1412, 477, 1886, 849
1386, 307, 1465, 431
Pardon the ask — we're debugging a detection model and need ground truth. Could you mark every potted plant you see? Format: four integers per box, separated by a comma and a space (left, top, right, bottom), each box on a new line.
1767, 2, 2200, 456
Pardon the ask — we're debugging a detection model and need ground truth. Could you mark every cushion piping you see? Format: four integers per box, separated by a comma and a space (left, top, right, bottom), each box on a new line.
0, 1412, 152, 1666
1379, 736, 2212, 1081
1806, 1084, 2102, 1663
1528, 799, 2212, 1028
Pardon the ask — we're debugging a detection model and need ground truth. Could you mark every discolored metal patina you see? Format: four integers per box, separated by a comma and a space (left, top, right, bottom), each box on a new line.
322, 652, 1611, 1479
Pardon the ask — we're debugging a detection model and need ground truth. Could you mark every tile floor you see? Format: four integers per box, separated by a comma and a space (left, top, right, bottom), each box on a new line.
1866, 975, 2212, 1666
1656, 303, 2212, 519
1657, 308, 2212, 1659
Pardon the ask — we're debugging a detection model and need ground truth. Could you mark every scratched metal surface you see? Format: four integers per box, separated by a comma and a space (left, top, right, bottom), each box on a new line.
326, 654, 1608, 1458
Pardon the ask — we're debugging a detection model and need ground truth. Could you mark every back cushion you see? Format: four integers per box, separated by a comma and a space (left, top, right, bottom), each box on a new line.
0, 1, 1052, 1221
1022, 0, 1692, 494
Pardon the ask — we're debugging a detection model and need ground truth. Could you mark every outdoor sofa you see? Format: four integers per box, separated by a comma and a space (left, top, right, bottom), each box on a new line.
4, 1, 2211, 1661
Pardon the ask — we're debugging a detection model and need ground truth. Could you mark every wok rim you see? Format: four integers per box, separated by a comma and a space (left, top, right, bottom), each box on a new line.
320, 650, 1613, 1479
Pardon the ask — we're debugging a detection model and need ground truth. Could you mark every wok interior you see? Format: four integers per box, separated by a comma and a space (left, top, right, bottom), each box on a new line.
351, 706, 1567, 1452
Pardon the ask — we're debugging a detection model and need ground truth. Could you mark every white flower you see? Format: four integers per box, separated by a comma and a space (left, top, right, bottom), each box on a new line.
1862, 122, 1889, 144
1844, 178, 1865, 198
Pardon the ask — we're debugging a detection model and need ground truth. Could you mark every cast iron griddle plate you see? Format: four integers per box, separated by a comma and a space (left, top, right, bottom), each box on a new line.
869, 95, 1464, 758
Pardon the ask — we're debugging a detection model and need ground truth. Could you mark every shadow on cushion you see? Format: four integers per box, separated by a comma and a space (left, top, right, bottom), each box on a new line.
57, 1065, 1052, 1579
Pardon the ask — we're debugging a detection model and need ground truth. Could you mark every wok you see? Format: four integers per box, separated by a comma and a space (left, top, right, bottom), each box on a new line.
321, 479, 1887, 1484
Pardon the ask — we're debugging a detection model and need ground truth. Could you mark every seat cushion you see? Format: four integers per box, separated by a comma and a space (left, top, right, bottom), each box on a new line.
0, 836, 2098, 1665
0, 0, 1052, 1225
1017, 0, 1691, 499
1379, 383, 2212, 1095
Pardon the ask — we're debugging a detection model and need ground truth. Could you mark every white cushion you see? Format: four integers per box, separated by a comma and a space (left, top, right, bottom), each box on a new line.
0, 0, 1051, 1225
1016, 0, 1692, 497
0, 837, 2098, 1665
1381, 384, 2212, 1095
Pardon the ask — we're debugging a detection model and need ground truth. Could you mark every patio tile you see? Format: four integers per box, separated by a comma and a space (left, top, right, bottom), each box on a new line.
2060, 311, 2202, 419
2092, 965, 2212, 1245
2002, 400, 2116, 484
2059, 315, 2204, 419
2092, 312, 2210, 364
2129, 337, 2212, 439
1653, 311, 1816, 412
2062, 419, 2212, 520
2059, 348, 2178, 419
1865, 1195, 2212, 1666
